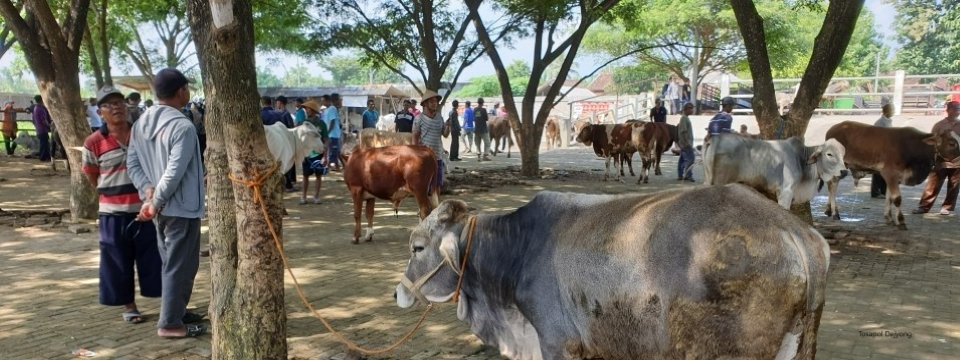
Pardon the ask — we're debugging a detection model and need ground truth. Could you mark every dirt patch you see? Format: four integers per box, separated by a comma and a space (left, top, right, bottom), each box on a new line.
443, 166, 595, 194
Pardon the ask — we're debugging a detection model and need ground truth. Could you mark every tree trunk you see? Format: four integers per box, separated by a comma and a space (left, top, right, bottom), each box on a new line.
84, 25, 104, 89
731, 0, 865, 224
97, 0, 112, 86
186, 0, 288, 358
0, 0, 98, 220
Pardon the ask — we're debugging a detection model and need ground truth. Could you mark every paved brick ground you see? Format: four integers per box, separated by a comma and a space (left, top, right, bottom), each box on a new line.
1, 114, 958, 359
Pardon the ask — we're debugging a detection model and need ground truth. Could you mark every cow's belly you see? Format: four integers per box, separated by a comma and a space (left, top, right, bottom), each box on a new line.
362, 187, 412, 204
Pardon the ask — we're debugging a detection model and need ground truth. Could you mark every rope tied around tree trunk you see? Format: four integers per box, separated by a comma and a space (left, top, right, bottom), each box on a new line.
227, 161, 435, 355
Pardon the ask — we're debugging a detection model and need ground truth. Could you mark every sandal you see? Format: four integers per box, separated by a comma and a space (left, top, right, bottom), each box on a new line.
122, 310, 144, 324
182, 311, 205, 323
160, 324, 207, 339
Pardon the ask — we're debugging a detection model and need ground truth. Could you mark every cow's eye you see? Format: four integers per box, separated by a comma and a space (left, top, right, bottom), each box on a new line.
827, 153, 833, 157
413, 245, 424, 253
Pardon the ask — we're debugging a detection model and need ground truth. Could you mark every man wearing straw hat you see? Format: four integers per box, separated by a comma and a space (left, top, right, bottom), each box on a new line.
412, 90, 446, 190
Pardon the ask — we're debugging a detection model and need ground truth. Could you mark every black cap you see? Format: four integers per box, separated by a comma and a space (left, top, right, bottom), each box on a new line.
153, 68, 192, 99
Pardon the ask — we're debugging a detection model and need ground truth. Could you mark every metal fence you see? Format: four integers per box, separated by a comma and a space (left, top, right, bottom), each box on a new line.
706, 71, 960, 116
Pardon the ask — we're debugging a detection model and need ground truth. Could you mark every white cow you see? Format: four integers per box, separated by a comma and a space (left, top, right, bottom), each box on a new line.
13, 131, 40, 152
704, 134, 846, 209
264, 122, 325, 173
376, 114, 397, 132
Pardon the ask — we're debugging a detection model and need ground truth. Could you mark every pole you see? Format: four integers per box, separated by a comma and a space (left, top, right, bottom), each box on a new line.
874, 52, 880, 93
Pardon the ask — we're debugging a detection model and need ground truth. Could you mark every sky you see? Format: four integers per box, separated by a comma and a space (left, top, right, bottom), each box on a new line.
0, 1, 897, 87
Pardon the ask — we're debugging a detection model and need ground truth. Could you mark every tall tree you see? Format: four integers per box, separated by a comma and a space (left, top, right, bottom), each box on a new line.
314, 0, 517, 101
889, 0, 960, 74
82, 0, 120, 88
0, 0, 22, 60
186, 0, 287, 358
0, 0, 99, 220
730, 0, 865, 221
467, 0, 626, 177
113, 0, 193, 87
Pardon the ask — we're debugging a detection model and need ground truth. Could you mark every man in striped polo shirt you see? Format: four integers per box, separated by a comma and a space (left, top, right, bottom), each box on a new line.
82, 86, 162, 325
412, 90, 446, 190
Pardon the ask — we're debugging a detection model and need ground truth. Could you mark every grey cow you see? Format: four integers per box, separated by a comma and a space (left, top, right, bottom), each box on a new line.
704, 134, 846, 209
396, 186, 830, 360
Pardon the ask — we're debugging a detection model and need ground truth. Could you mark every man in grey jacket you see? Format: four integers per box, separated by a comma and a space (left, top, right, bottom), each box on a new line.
126, 68, 207, 338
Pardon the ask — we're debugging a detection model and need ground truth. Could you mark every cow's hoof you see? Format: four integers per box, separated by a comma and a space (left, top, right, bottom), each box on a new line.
351, 239, 360, 245
643, 178, 649, 184
898, 223, 908, 231
832, 214, 841, 221
824, 209, 833, 217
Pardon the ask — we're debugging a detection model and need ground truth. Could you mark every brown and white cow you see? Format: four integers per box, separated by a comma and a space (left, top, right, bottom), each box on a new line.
630, 121, 677, 183
823, 121, 960, 230
545, 116, 561, 150
489, 116, 514, 158
340, 145, 440, 244
576, 123, 637, 182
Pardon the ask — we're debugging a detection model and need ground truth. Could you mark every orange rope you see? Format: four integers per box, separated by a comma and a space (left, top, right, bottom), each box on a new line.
227, 161, 436, 355
452, 216, 477, 303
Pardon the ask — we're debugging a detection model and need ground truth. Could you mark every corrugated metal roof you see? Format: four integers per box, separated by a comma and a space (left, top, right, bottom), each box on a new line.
258, 84, 409, 98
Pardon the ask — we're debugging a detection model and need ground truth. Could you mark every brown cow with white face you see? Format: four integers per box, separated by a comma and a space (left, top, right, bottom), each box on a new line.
577, 123, 637, 182
824, 121, 960, 230
630, 121, 677, 183
340, 145, 439, 244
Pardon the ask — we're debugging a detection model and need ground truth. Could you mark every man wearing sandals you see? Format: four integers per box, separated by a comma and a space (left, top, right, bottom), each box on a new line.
127, 68, 207, 338
82, 86, 163, 325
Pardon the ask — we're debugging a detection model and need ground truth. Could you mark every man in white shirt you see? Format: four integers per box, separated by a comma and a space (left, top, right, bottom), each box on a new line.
87, 98, 103, 132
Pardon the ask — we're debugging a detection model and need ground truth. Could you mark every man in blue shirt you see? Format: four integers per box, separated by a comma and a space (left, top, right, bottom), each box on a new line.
395, 100, 415, 132
708, 97, 736, 135
260, 96, 281, 126
362, 99, 379, 129
462, 100, 475, 153
323, 93, 343, 172
274, 95, 294, 128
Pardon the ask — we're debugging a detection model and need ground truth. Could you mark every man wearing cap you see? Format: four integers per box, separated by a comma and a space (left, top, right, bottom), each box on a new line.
395, 100, 415, 133
297, 100, 328, 204
677, 102, 696, 182
912, 101, 960, 216
2, 100, 25, 155
31, 95, 52, 161
462, 100, 474, 153
127, 92, 143, 123
324, 93, 344, 172
474, 98, 491, 161
126, 68, 207, 338
447, 99, 462, 161
413, 91, 447, 185
82, 86, 163, 325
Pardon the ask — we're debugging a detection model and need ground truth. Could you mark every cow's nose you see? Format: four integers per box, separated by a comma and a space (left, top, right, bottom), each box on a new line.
393, 290, 397, 300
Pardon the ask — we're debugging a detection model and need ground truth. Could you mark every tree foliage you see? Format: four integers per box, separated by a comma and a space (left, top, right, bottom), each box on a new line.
889, 0, 960, 74
312, 0, 520, 102
318, 54, 404, 85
